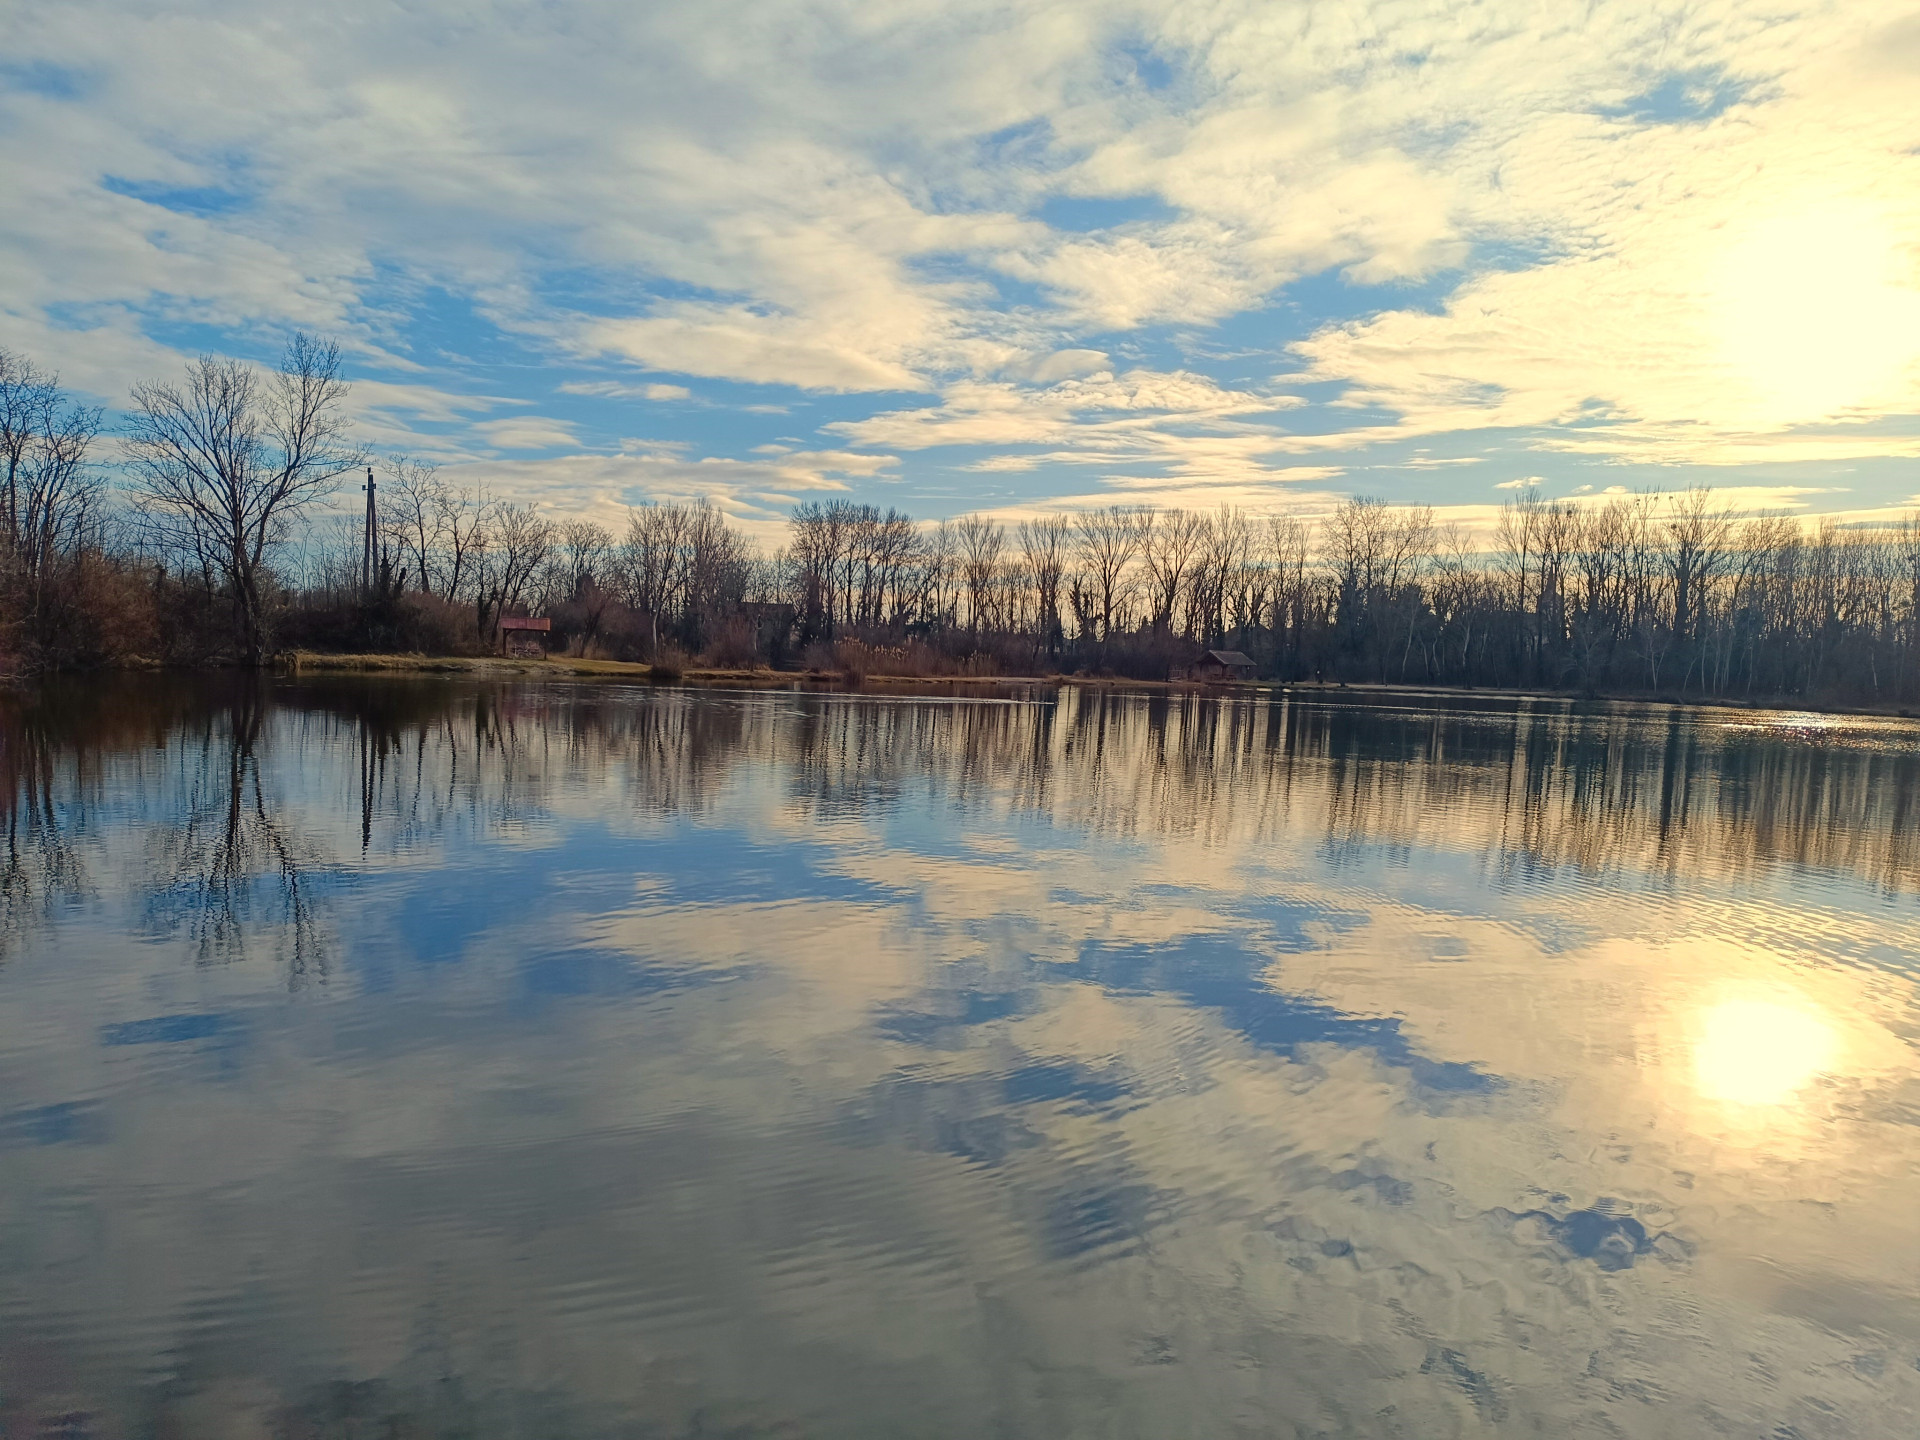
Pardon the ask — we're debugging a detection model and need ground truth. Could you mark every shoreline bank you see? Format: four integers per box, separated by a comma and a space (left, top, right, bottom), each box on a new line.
265, 652, 1920, 721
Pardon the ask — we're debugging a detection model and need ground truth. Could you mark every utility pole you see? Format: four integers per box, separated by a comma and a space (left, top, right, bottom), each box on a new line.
362, 466, 376, 592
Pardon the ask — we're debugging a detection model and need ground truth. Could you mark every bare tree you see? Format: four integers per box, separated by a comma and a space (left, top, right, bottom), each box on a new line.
475, 502, 554, 642
0, 351, 47, 550
920, 519, 957, 631
1017, 515, 1072, 655
955, 513, 1005, 633
624, 502, 695, 655
617, 500, 752, 654
560, 519, 614, 592
1662, 488, 1732, 660
1140, 507, 1203, 635
126, 335, 361, 662
844, 504, 882, 626
680, 501, 752, 650
1261, 513, 1313, 674
378, 455, 493, 599
557, 519, 616, 650
1326, 495, 1394, 660
1205, 503, 1251, 645
435, 478, 493, 604
1899, 514, 1920, 674
866, 508, 920, 627
787, 500, 847, 637
0, 352, 102, 628
379, 457, 436, 596
1072, 505, 1142, 645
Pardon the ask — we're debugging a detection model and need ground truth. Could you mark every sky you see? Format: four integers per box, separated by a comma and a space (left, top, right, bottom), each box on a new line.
3, 0, 1919, 541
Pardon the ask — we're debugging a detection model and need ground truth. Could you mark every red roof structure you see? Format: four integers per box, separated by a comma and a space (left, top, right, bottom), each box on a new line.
498, 614, 553, 657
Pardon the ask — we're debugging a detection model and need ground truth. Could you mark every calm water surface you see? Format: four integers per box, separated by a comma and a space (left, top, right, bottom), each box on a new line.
2, 677, 1918, 1438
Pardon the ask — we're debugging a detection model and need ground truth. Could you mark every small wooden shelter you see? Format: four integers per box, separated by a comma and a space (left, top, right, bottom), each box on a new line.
499, 615, 552, 658
1189, 649, 1256, 683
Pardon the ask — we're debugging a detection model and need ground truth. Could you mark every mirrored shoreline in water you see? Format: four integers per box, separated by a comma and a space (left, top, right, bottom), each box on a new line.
0, 677, 1916, 1438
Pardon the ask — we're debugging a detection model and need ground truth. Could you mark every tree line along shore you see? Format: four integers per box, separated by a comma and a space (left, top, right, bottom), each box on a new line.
6, 336, 1920, 710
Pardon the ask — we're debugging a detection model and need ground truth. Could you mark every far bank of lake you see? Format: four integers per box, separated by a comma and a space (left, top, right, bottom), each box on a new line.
272, 649, 1920, 719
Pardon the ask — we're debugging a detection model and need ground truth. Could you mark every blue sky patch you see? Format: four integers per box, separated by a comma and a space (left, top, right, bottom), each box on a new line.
7, 0, 1914, 529
1601, 67, 1751, 125
103, 176, 252, 218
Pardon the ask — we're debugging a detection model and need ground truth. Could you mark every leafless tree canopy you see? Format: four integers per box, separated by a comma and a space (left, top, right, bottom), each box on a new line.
0, 352, 104, 625
1072, 505, 1145, 645
614, 500, 756, 656
750, 492, 1920, 701
1017, 515, 1073, 654
126, 335, 362, 662
2, 339, 1920, 701
378, 456, 495, 604
473, 502, 555, 638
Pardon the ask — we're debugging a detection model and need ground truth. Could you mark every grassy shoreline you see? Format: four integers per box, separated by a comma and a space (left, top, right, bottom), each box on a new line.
270, 651, 1920, 720
281, 651, 1061, 687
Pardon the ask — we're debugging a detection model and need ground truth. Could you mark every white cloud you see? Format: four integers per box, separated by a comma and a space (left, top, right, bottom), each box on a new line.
580, 304, 930, 393
558, 380, 693, 402
832, 369, 1294, 450
473, 418, 582, 451
1010, 349, 1111, 383
1, 0, 1916, 525
1282, 13, 1920, 462
445, 447, 897, 542
967, 468, 1351, 524
1402, 455, 1485, 469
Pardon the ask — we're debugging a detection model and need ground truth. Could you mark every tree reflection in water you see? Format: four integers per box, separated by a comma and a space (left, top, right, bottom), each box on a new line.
139, 683, 333, 978
4, 678, 1919, 968
0, 679, 1916, 1439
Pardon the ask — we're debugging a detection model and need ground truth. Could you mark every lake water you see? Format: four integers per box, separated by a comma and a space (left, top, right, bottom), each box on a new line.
2, 677, 1918, 1438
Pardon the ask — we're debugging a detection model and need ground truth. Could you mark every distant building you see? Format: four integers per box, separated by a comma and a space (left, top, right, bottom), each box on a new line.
1188, 649, 1256, 683
499, 615, 552, 658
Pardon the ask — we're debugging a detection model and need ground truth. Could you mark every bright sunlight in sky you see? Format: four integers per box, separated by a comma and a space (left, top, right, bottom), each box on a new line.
1712, 203, 1920, 428
2, 0, 1917, 536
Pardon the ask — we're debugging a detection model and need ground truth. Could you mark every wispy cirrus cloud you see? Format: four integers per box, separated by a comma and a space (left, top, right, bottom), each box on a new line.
558, 380, 692, 402
448, 447, 898, 542
472, 417, 583, 452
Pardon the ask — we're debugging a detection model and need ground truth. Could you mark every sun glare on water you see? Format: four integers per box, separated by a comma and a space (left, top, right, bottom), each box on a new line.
1694, 997, 1839, 1107
1711, 203, 1920, 424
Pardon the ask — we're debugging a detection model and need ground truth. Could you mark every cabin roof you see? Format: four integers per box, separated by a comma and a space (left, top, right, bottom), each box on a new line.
499, 616, 552, 632
1201, 649, 1254, 666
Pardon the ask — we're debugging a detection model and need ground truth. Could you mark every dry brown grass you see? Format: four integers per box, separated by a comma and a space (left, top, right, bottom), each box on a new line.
809, 637, 1009, 680
283, 652, 660, 678
278, 650, 1083, 692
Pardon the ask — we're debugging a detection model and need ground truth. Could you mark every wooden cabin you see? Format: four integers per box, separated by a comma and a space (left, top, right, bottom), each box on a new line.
1189, 649, 1256, 683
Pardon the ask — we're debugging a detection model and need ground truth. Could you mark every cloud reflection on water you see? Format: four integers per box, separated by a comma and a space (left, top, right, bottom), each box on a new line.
0, 678, 1915, 1437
